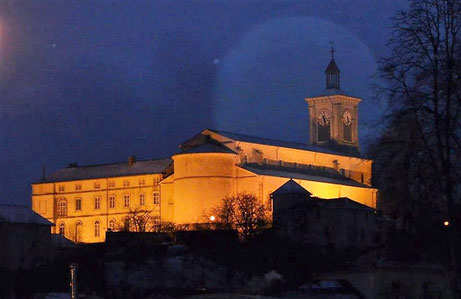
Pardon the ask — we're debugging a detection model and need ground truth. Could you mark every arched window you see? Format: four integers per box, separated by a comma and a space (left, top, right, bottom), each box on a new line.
94, 220, 101, 237
75, 221, 82, 242
108, 219, 116, 231
139, 193, 145, 206
59, 222, 65, 235
57, 198, 67, 217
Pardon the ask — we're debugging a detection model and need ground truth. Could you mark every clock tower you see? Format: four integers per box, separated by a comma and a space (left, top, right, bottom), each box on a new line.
305, 48, 361, 156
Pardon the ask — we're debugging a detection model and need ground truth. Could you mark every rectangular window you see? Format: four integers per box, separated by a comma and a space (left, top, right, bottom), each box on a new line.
153, 192, 160, 205
139, 193, 145, 205
108, 181, 115, 188
139, 179, 145, 186
124, 194, 130, 207
153, 216, 160, 226
123, 180, 130, 187
75, 184, 82, 191
57, 199, 67, 217
109, 195, 115, 209
75, 198, 82, 211
58, 185, 65, 192
94, 197, 101, 210
94, 182, 100, 189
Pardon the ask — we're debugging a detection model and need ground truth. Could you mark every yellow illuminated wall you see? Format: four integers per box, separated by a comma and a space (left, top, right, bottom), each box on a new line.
31, 174, 162, 243
31, 128, 377, 243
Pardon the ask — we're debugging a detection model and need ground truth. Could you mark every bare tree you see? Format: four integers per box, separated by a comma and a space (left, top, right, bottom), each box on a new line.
375, 0, 461, 292
120, 208, 160, 232
211, 192, 270, 239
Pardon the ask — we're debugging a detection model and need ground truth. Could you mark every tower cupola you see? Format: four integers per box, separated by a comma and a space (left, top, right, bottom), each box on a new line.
325, 47, 340, 90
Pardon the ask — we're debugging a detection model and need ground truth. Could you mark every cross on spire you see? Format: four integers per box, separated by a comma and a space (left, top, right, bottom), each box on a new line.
325, 42, 340, 90
329, 41, 335, 59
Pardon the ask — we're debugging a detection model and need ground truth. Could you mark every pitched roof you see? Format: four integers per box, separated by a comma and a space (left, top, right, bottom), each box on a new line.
0, 205, 53, 225
178, 138, 236, 155
240, 163, 370, 188
317, 197, 375, 210
206, 129, 360, 158
271, 179, 312, 196
325, 58, 340, 74
38, 158, 172, 183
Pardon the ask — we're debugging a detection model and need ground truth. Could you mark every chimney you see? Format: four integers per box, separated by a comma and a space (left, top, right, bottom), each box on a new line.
128, 156, 136, 167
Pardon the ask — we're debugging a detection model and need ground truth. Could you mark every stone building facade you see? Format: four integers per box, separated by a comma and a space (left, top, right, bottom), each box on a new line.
31, 55, 378, 243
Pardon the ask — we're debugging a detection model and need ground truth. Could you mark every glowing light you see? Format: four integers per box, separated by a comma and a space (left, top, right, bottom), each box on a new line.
444, 221, 450, 226
210, 215, 216, 222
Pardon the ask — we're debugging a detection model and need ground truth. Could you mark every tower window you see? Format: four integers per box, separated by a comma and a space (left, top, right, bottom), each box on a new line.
344, 123, 352, 142
318, 123, 330, 142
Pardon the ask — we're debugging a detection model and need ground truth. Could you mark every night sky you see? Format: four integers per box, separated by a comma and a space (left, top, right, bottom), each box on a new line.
0, 1, 405, 205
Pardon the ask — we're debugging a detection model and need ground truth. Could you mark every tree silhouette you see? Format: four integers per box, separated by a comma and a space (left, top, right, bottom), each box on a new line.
374, 0, 461, 293
211, 192, 270, 240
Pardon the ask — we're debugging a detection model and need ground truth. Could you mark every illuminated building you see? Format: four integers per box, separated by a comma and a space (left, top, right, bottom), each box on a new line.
31, 53, 377, 243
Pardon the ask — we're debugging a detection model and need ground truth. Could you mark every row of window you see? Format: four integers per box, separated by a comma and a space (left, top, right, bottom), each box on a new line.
58, 216, 161, 238
57, 178, 161, 192
57, 192, 160, 216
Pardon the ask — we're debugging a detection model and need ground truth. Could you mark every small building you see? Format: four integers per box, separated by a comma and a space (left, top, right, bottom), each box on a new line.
0, 204, 53, 271
272, 179, 388, 250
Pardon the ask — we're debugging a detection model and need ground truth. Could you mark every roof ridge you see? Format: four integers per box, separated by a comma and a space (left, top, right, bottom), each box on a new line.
206, 128, 308, 146
61, 157, 172, 169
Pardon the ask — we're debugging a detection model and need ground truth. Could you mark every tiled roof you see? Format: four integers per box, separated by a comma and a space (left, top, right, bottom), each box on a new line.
206, 129, 359, 157
38, 158, 172, 183
0, 204, 53, 225
240, 163, 370, 188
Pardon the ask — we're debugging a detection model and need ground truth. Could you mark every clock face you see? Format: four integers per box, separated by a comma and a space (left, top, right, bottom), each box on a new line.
343, 110, 352, 126
317, 110, 331, 126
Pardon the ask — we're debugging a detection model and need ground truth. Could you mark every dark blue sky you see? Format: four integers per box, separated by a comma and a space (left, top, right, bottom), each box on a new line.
0, 1, 405, 205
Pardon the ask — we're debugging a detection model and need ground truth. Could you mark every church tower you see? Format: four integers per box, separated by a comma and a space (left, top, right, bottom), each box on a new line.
305, 48, 361, 156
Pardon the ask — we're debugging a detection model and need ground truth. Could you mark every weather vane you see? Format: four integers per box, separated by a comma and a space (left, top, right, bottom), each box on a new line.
329, 41, 335, 59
